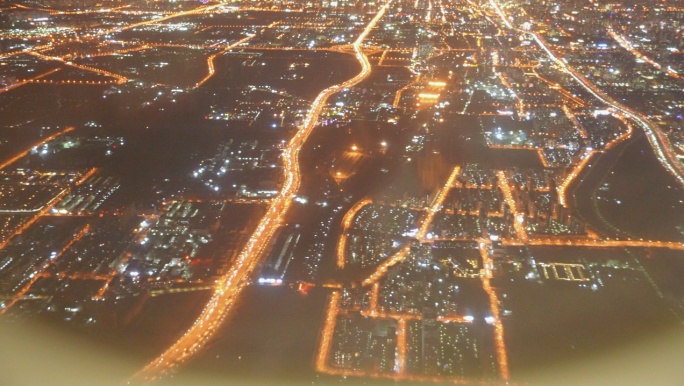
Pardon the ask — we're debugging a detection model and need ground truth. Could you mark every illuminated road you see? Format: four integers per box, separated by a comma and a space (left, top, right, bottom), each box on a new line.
557, 113, 633, 208
556, 149, 596, 208
393, 73, 421, 108
0, 126, 74, 170
316, 291, 471, 382
27, 51, 129, 83
604, 113, 634, 150
377, 50, 388, 66
336, 197, 372, 269
0, 166, 97, 254
0, 225, 90, 317
533, 68, 586, 107
431, 236, 684, 250
478, 242, 509, 380
0, 68, 62, 94
13, 3, 132, 15
102, 4, 223, 34
316, 4, 676, 382
317, 291, 477, 382
495, 72, 524, 116
131, 2, 393, 382
562, 105, 588, 138
362, 282, 380, 316
537, 148, 550, 168
62, 44, 151, 60
496, 171, 528, 242
607, 29, 682, 80
20, 79, 118, 85
364, 166, 461, 286
194, 35, 255, 88
98, 5, 307, 35
489, 0, 684, 188
315, 290, 341, 373
521, 238, 684, 250
0, 165, 94, 308
395, 318, 407, 375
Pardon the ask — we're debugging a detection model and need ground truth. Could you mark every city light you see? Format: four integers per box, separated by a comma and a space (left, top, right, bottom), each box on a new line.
133, 1, 394, 380
1, 1, 682, 385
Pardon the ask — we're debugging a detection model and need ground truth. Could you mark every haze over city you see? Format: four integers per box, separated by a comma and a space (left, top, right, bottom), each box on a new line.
1, 0, 684, 384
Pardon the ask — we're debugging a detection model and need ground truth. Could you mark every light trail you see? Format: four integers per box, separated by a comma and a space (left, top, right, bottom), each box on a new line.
194, 35, 255, 89
557, 114, 633, 207
496, 171, 527, 241
436, 315, 472, 323
368, 282, 380, 315
0, 199, 69, 253
495, 72, 524, 116
21, 79, 118, 85
395, 318, 407, 375
315, 290, 341, 372
149, 285, 215, 297
377, 50, 388, 66
0, 168, 95, 252
0, 68, 61, 94
416, 166, 461, 239
432, 236, 684, 250
522, 238, 684, 250
99, 6, 301, 35
95, 220, 155, 301
537, 148, 550, 168
479, 242, 509, 380
62, 44, 151, 59
604, 113, 634, 150
562, 105, 587, 138
393, 73, 421, 108
533, 68, 586, 107
439, 0, 448, 23
131, 2, 394, 382
27, 51, 128, 83
364, 166, 461, 286
316, 291, 474, 382
102, 4, 223, 34
0, 224, 90, 316
361, 310, 423, 320
92, 274, 114, 301
336, 198, 372, 268
53, 272, 112, 281
557, 150, 596, 208
489, 0, 684, 189
0, 294, 51, 301
481, 144, 544, 151
0, 126, 74, 170
362, 245, 412, 287
607, 29, 682, 80
103, 42, 216, 52
243, 46, 356, 52
15, 4, 132, 15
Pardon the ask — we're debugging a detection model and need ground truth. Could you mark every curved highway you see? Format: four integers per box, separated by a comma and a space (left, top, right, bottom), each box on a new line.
489, 0, 684, 187
131, 1, 393, 382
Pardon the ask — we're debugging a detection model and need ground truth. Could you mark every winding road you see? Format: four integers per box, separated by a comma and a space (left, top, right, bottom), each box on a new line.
488, 0, 684, 188
130, 1, 393, 382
